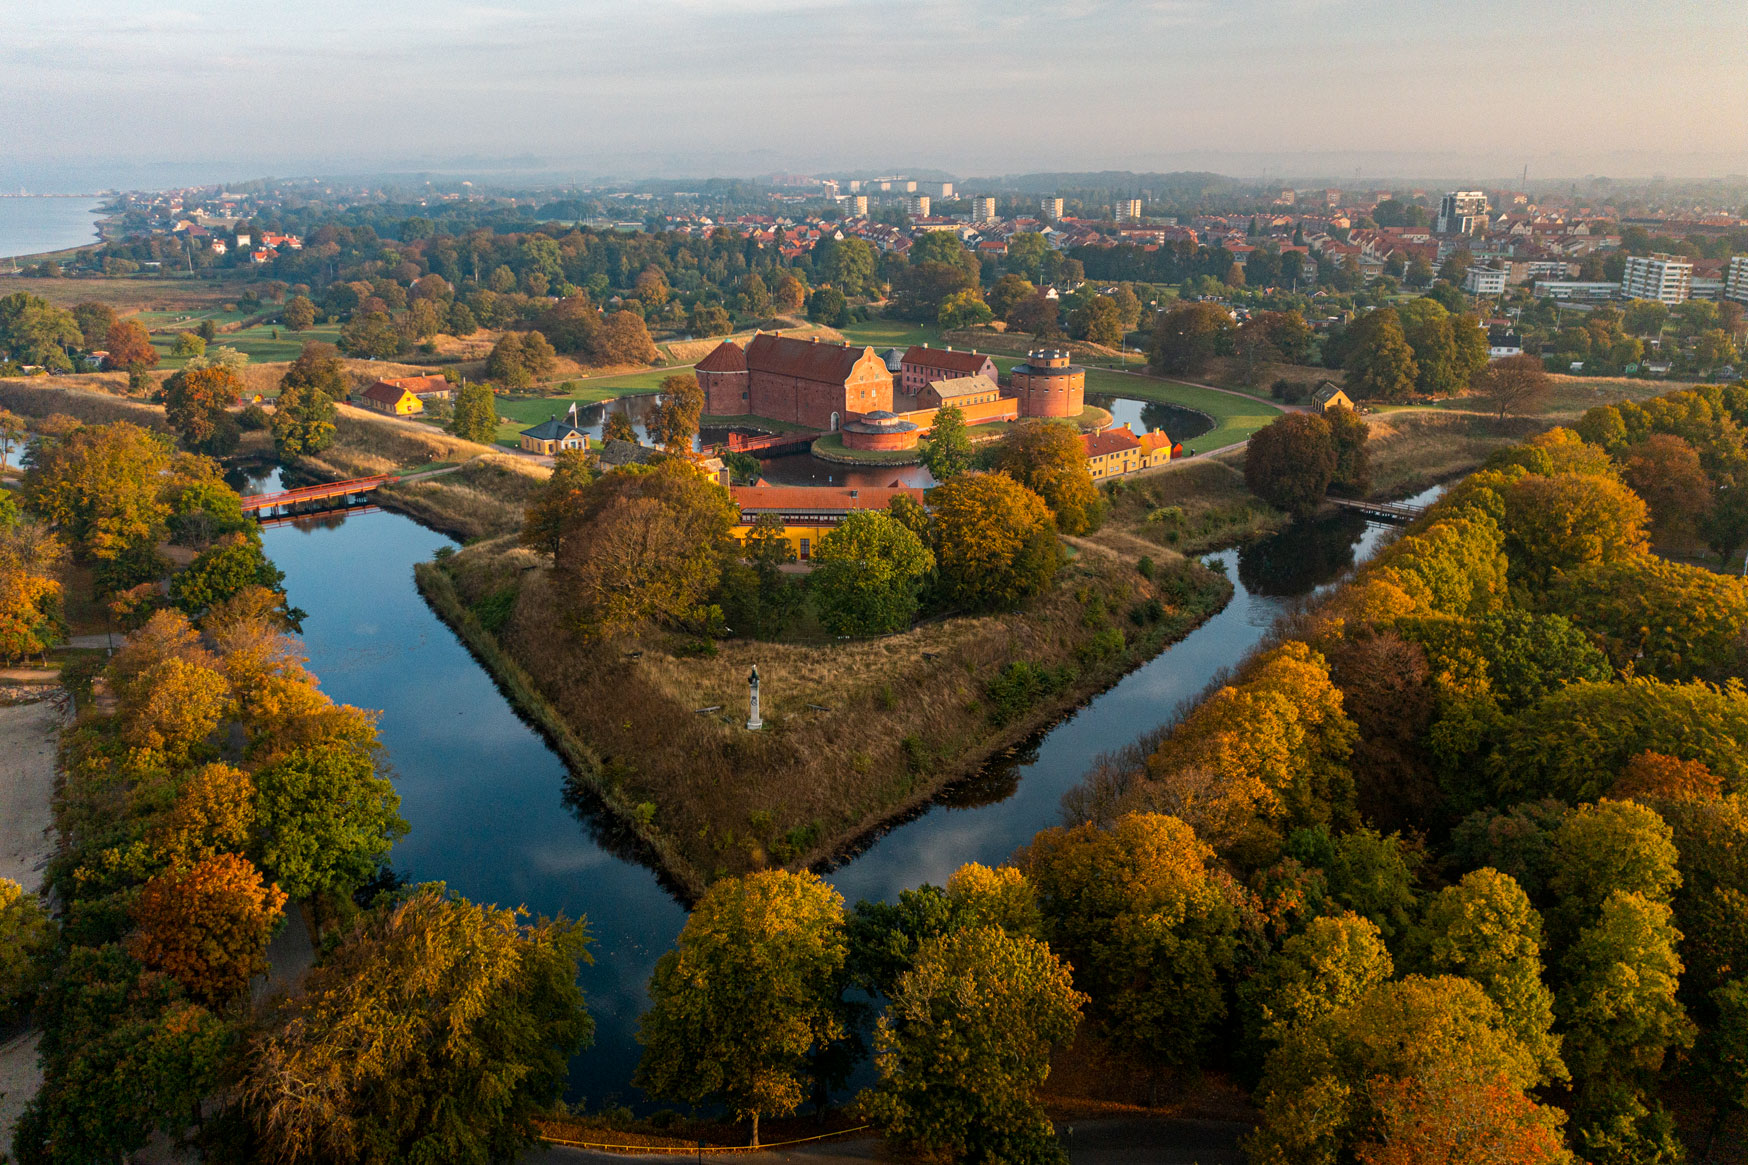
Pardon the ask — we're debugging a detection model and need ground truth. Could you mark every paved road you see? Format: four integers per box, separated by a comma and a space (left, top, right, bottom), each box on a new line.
527, 1118, 1247, 1164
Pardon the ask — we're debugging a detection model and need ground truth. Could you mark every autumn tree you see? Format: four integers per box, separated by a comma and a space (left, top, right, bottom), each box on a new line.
1240, 912, 1394, 1056
647, 374, 704, 452
238, 886, 594, 1164
1354, 1064, 1575, 1165
1248, 411, 1337, 516
601, 409, 638, 444
1148, 301, 1234, 375
1620, 434, 1711, 542
988, 419, 1105, 534
1324, 404, 1372, 497
1548, 798, 1682, 940
520, 447, 596, 557
279, 342, 349, 400
0, 291, 81, 369
70, 300, 118, 349
102, 318, 160, 371
770, 271, 806, 315
1547, 554, 1748, 682
635, 871, 847, 1147
337, 311, 404, 360
928, 472, 1063, 611
809, 510, 934, 635
448, 380, 497, 444
920, 403, 972, 481
1475, 354, 1554, 420
868, 926, 1084, 1164
1343, 308, 1418, 402
1499, 472, 1647, 590
281, 294, 317, 331
0, 518, 66, 661
555, 459, 737, 637
163, 363, 244, 454
127, 853, 286, 1006
1023, 813, 1240, 1074
1005, 291, 1061, 338
592, 309, 658, 366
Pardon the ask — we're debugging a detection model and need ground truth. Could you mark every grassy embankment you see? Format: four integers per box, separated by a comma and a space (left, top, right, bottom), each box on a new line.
422, 532, 1232, 897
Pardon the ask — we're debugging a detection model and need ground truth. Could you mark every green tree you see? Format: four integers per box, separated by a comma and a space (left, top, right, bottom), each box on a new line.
238, 886, 594, 1165
1246, 412, 1335, 516
279, 342, 349, 400
252, 741, 407, 900
1548, 798, 1681, 937
868, 926, 1084, 1165
1148, 301, 1234, 376
0, 877, 54, 1024
937, 288, 994, 330
1398, 298, 1462, 396
1410, 868, 1565, 1084
647, 374, 704, 452
929, 472, 1063, 611
988, 419, 1105, 535
170, 533, 288, 621
70, 300, 118, 350
1344, 309, 1418, 402
449, 380, 498, 444
804, 288, 847, 327
828, 237, 877, 298
271, 376, 338, 459
1070, 295, 1124, 346
987, 273, 1036, 319
1547, 554, 1748, 682
1324, 404, 1372, 496
1241, 912, 1394, 1053
337, 311, 404, 360
281, 294, 317, 331
635, 870, 848, 1147
809, 510, 934, 635
920, 404, 972, 481
171, 331, 206, 359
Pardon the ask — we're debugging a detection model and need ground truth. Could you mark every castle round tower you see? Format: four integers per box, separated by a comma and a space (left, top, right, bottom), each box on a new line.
1008, 349, 1085, 418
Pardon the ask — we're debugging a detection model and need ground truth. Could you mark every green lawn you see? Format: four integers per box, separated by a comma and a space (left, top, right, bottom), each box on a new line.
836, 318, 943, 351
485, 371, 683, 447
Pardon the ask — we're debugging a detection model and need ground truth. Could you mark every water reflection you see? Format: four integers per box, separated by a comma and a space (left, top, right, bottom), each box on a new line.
1088, 394, 1216, 443
1237, 509, 1371, 596
753, 452, 936, 489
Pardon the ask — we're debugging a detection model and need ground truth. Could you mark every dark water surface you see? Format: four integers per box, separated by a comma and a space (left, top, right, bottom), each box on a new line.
1086, 394, 1216, 444
258, 469, 1442, 1106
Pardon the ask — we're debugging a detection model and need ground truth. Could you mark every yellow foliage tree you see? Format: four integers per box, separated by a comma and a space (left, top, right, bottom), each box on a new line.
128, 852, 286, 1006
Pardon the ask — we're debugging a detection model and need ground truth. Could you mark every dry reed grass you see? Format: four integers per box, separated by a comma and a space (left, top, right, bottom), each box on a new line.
0, 378, 171, 431
377, 455, 549, 542
1097, 460, 1283, 554
302, 404, 498, 479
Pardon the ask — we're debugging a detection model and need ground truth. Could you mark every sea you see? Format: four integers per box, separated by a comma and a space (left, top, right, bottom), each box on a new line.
0, 196, 107, 261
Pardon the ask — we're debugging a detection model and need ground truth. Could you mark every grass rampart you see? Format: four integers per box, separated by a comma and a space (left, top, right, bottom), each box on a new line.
424, 533, 1231, 892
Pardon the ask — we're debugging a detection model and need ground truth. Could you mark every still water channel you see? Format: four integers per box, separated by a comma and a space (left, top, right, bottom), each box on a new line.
254, 461, 1443, 1107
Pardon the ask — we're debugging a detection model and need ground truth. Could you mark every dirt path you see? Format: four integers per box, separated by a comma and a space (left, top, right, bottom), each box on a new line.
0, 696, 63, 893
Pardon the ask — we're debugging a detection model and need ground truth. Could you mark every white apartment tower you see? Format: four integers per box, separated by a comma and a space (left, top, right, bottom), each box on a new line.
906, 194, 931, 218
1621, 253, 1693, 305
1726, 254, 1748, 304
1040, 196, 1064, 220
1435, 191, 1490, 235
971, 196, 996, 222
851, 195, 869, 218
1118, 198, 1143, 222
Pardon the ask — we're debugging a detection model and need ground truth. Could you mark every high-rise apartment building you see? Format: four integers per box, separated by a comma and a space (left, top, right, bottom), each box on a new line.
1621, 253, 1693, 305
1435, 191, 1490, 235
971, 196, 996, 222
1726, 255, 1748, 304
906, 194, 931, 218
937, 182, 954, 199
851, 195, 869, 218
1040, 196, 1064, 220
1118, 198, 1143, 222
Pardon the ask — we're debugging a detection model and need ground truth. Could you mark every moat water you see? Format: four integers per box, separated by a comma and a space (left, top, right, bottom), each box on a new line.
250, 460, 1442, 1108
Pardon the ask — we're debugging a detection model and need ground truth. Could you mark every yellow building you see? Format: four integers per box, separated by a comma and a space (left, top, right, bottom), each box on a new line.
361, 381, 424, 416
519, 417, 589, 455
1311, 381, 1356, 412
1081, 425, 1143, 479
729, 484, 927, 562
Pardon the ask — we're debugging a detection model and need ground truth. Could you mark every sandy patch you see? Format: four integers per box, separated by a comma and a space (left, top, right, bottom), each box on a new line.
0, 697, 62, 894
0, 1029, 41, 1152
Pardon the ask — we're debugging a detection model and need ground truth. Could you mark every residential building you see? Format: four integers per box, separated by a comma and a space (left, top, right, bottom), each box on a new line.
519, 417, 588, 455
971, 196, 996, 222
369, 374, 453, 403
1310, 382, 1355, 412
1488, 328, 1524, 358
360, 381, 424, 416
937, 182, 954, 199
1081, 426, 1142, 479
1137, 430, 1178, 469
1040, 196, 1064, 220
1118, 198, 1143, 223
1533, 281, 1620, 301
728, 484, 927, 561
851, 195, 868, 218
1463, 264, 1507, 296
915, 372, 1002, 411
1727, 255, 1748, 304
1435, 191, 1490, 235
906, 195, 931, 218
1621, 253, 1693, 305
694, 333, 894, 431
898, 345, 999, 395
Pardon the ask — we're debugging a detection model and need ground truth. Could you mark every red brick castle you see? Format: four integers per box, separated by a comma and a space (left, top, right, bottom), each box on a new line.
695, 333, 893, 431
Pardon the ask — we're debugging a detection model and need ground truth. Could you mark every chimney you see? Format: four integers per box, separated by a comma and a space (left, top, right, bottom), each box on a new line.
850, 489, 859, 498
812, 335, 819, 343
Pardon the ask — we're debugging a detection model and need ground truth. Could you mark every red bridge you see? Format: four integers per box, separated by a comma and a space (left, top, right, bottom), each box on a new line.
717, 430, 820, 456
241, 474, 400, 514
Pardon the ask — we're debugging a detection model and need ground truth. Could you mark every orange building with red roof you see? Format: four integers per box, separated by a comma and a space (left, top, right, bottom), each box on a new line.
727, 483, 926, 561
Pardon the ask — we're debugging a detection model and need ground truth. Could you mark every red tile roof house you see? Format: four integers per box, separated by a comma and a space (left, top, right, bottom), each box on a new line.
897, 345, 999, 395
371, 374, 455, 402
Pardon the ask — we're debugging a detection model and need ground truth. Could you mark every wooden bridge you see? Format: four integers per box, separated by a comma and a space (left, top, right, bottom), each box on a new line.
717, 430, 820, 456
1328, 496, 1428, 524
241, 474, 400, 515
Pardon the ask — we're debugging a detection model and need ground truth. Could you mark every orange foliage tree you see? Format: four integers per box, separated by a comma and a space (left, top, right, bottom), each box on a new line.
102, 319, 159, 371
128, 853, 287, 1006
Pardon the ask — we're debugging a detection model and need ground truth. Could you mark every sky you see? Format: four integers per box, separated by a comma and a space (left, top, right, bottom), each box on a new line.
5, 0, 1748, 190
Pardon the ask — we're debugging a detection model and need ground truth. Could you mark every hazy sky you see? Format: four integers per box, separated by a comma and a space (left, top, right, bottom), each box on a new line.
6, 0, 1748, 187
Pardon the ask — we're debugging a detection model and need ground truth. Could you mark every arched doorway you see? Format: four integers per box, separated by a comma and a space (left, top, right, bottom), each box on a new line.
829, 411, 840, 431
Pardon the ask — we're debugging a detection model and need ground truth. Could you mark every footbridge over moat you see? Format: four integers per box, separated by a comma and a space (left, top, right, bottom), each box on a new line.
1327, 496, 1428, 524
